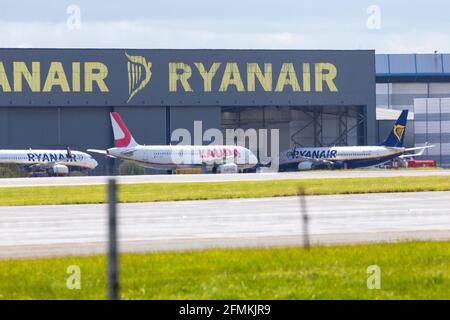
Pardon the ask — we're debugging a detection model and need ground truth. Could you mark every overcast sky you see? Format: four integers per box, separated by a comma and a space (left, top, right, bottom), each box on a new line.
1, 0, 449, 53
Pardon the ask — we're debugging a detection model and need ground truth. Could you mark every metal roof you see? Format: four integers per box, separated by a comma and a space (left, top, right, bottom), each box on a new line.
376, 108, 414, 121
376, 54, 450, 81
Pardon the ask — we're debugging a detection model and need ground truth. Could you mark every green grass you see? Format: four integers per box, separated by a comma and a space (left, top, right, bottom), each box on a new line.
1, 176, 450, 206
0, 241, 449, 299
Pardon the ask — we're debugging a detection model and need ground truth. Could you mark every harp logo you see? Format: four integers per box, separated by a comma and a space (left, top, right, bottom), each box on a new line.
393, 124, 405, 141
126, 53, 152, 103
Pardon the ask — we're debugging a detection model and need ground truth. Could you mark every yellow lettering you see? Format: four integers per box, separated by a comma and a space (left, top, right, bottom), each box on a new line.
247, 63, 272, 92
72, 62, 81, 92
84, 62, 109, 92
13, 61, 40, 92
219, 63, 244, 92
302, 63, 311, 92
194, 62, 221, 92
315, 63, 338, 92
275, 63, 300, 92
169, 63, 193, 92
0, 62, 11, 92
43, 62, 70, 92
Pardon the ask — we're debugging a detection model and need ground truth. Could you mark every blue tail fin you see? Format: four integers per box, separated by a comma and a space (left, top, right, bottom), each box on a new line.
380, 110, 408, 147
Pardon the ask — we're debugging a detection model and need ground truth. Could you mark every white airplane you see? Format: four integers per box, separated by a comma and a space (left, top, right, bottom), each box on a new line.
278, 110, 434, 171
0, 148, 98, 176
88, 112, 258, 173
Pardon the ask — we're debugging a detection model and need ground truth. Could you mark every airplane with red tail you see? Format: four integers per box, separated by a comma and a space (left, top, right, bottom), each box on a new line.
88, 112, 258, 173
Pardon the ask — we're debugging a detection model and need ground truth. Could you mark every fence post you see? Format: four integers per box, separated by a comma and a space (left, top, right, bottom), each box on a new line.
108, 178, 119, 300
298, 186, 310, 249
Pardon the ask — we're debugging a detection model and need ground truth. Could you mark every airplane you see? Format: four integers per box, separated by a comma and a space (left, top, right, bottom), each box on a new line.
88, 112, 259, 173
0, 147, 98, 176
277, 110, 434, 171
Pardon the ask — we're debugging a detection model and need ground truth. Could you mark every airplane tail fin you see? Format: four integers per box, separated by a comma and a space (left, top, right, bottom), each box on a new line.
110, 112, 138, 148
380, 110, 408, 147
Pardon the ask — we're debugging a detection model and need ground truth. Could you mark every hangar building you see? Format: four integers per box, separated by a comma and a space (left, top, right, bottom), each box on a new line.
0, 49, 376, 174
376, 53, 450, 167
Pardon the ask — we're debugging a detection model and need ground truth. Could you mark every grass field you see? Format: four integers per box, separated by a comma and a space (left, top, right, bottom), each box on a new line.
0, 176, 450, 206
0, 241, 449, 299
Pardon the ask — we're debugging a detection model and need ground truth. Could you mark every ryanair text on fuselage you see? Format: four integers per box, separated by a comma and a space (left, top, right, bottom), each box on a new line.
27, 152, 79, 162
287, 149, 338, 160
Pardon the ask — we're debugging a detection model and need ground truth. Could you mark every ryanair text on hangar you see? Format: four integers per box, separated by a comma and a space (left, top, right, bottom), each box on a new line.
0, 61, 109, 93
168, 62, 338, 93
0, 57, 338, 98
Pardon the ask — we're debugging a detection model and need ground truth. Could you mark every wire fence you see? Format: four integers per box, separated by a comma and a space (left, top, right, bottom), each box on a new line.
105, 179, 312, 300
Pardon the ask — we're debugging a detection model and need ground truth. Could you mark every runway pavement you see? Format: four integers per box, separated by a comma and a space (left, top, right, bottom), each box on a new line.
0, 191, 449, 258
0, 169, 449, 187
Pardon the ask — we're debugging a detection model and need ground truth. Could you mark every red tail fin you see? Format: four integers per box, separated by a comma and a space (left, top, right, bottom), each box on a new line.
110, 112, 138, 148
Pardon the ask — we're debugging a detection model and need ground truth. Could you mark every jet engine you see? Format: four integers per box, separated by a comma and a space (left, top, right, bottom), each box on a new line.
216, 163, 239, 174
297, 161, 314, 171
47, 164, 69, 176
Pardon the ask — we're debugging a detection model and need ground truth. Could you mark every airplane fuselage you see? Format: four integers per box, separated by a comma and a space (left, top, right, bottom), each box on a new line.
279, 146, 405, 171
107, 145, 258, 171
0, 149, 98, 170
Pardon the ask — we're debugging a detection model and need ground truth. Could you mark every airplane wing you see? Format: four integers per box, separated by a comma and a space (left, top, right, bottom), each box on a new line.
29, 162, 60, 170
87, 149, 117, 158
87, 149, 107, 155
292, 155, 335, 166
400, 145, 434, 158
399, 143, 435, 159
404, 145, 435, 152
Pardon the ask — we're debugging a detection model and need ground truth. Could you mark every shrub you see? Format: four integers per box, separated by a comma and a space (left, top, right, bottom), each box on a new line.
118, 161, 145, 175
0, 165, 29, 178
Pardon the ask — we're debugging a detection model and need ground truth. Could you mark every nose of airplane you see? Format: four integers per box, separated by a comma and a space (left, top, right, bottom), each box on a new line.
250, 153, 259, 166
